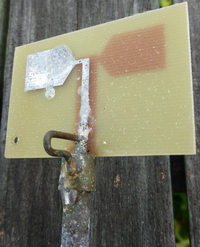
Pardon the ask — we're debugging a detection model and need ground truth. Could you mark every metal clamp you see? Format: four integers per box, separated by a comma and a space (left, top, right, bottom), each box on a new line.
43, 130, 95, 191
43, 130, 81, 161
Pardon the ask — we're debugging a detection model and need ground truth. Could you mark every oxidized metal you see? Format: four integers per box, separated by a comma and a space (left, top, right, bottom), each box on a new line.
62, 154, 96, 192
61, 189, 91, 247
58, 157, 94, 247
43, 131, 96, 191
43, 130, 81, 162
43, 131, 96, 247
41, 46, 92, 247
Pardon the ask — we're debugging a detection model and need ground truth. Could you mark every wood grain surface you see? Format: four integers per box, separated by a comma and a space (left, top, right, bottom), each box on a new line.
0, 1, 77, 246
174, 0, 200, 246
0, 0, 10, 123
90, 156, 174, 246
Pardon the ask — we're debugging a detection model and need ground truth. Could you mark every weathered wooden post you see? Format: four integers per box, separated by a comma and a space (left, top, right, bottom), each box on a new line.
174, 0, 200, 246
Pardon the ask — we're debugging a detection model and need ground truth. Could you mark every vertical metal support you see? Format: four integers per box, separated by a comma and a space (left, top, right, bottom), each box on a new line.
43, 132, 95, 247
59, 155, 95, 247
75, 58, 90, 154
27, 46, 93, 246
43, 57, 95, 247
61, 188, 91, 246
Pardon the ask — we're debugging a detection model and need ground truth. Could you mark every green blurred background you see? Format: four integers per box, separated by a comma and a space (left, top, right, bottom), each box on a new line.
173, 193, 190, 247
159, 0, 173, 8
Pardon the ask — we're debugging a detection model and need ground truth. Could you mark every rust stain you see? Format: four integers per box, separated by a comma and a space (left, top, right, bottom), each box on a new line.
68, 171, 78, 177
187, 171, 191, 180
160, 172, 165, 181
114, 174, 120, 188
158, 170, 165, 183
75, 63, 82, 137
100, 24, 166, 76
87, 56, 99, 154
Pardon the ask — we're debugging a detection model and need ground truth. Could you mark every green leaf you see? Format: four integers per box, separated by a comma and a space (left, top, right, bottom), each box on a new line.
159, 0, 172, 7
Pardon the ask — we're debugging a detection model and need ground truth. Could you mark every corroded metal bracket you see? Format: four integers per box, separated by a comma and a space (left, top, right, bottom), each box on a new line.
43, 130, 81, 160
43, 130, 96, 191
59, 155, 95, 246
65, 154, 96, 191
43, 130, 96, 247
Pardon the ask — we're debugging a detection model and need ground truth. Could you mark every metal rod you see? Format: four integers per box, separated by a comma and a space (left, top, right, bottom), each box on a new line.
43, 57, 91, 247
60, 59, 91, 247
43, 130, 81, 161
75, 58, 90, 154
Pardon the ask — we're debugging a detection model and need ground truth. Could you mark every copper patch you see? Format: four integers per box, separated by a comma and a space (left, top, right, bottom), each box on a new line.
75, 25, 166, 154
75, 64, 82, 136
86, 56, 98, 154
100, 25, 166, 76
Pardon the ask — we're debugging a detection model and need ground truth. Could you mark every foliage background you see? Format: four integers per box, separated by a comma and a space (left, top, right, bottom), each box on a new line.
173, 193, 190, 247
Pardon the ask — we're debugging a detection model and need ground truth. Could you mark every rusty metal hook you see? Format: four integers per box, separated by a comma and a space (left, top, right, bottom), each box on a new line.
43, 130, 81, 161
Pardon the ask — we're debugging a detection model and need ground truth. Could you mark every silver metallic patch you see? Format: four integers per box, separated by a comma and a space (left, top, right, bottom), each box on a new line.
25, 46, 76, 91
25, 45, 91, 147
